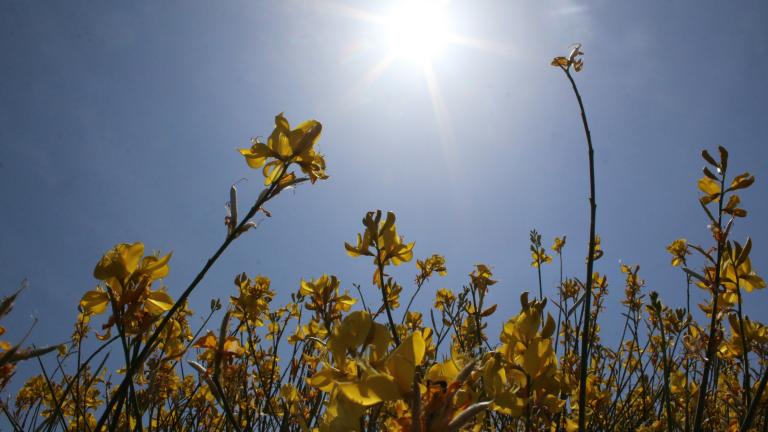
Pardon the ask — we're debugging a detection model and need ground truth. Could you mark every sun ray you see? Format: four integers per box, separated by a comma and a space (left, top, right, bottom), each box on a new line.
446, 33, 515, 57
360, 53, 397, 90
341, 53, 397, 108
307, 0, 387, 24
422, 61, 454, 156
305, 0, 507, 164
422, 60, 466, 212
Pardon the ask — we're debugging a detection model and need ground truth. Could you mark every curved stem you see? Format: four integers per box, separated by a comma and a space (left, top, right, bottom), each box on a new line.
401, 280, 424, 325
561, 66, 597, 432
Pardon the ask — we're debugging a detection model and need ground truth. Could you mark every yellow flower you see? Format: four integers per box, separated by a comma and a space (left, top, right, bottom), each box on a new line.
530, 248, 552, 268
434, 288, 455, 311
93, 242, 145, 281
721, 254, 765, 293
239, 113, 328, 185
551, 43, 584, 71
229, 273, 274, 326
469, 264, 496, 294
666, 239, 689, 267
404, 311, 422, 330
530, 229, 552, 268
552, 236, 566, 254
193, 331, 245, 359
299, 274, 356, 321
493, 293, 561, 418
416, 254, 447, 285
308, 310, 426, 416
80, 242, 174, 337
345, 211, 415, 287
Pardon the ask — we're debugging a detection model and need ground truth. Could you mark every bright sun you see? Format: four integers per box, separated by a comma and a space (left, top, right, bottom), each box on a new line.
384, 1, 450, 61
314, 0, 504, 150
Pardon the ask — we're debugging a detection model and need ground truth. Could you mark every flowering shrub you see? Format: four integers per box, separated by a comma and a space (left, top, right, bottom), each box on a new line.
2, 47, 767, 432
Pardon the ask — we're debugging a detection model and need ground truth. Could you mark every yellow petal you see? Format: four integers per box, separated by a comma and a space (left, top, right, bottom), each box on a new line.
328, 311, 373, 366
697, 176, 721, 197
290, 120, 322, 156
95, 327, 112, 341
390, 242, 415, 266
541, 314, 556, 339
269, 114, 293, 159
238, 143, 272, 169
262, 160, 285, 186
300, 279, 316, 297
193, 331, 218, 350
94, 242, 144, 280
522, 342, 541, 376
425, 358, 460, 383
275, 112, 291, 133
386, 332, 426, 393
79, 290, 110, 315
106, 277, 124, 297
140, 252, 172, 280
222, 337, 244, 356
742, 274, 766, 292
307, 367, 339, 392
145, 290, 174, 314
338, 373, 400, 406
492, 390, 526, 416
368, 322, 393, 362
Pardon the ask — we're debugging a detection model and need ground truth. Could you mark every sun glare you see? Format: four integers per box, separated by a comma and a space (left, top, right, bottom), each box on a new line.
316, 0, 503, 151
384, 1, 450, 61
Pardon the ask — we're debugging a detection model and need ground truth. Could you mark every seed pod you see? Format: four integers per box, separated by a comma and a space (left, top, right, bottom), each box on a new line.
229, 184, 238, 230
188, 360, 207, 375
0, 283, 26, 319
447, 401, 493, 432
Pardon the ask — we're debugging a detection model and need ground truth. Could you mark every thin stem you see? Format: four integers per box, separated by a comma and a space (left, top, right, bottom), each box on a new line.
210, 378, 243, 432
537, 262, 544, 303
741, 365, 768, 431
659, 316, 676, 431
735, 275, 752, 408
95, 169, 288, 431
375, 249, 401, 346
560, 66, 598, 432
692, 172, 726, 432
401, 279, 425, 325
554, 252, 564, 355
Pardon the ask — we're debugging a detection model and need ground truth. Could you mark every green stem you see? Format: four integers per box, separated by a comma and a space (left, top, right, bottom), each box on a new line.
659, 317, 675, 431
561, 66, 598, 432
375, 249, 401, 346
554, 252, 564, 354
735, 276, 752, 408
95, 168, 288, 431
692, 172, 726, 432
741, 366, 768, 431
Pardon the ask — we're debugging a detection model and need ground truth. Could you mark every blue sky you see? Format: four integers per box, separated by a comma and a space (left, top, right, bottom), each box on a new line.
1, 0, 767, 396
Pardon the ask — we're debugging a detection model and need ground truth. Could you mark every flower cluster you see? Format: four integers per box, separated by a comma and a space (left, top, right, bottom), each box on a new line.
4, 114, 768, 432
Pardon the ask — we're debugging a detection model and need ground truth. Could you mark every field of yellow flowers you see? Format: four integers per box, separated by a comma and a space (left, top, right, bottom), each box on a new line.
1, 48, 766, 432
